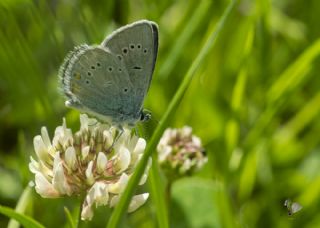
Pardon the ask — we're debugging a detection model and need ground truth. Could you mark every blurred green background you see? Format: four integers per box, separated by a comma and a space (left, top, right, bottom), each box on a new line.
1, 0, 320, 227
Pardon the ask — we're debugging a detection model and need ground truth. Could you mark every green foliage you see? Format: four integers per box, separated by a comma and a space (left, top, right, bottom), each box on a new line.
1, 0, 320, 227
0, 204, 45, 228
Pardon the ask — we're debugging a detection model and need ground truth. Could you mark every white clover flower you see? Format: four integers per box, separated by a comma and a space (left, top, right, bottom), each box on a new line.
157, 126, 207, 179
29, 114, 151, 221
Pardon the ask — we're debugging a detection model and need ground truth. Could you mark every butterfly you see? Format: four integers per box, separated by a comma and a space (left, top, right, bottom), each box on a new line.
59, 20, 158, 129
284, 199, 302, 216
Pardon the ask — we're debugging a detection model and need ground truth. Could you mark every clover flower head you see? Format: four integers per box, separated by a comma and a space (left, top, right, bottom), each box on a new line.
29, 114, 151, 220
157, 126, 207, 179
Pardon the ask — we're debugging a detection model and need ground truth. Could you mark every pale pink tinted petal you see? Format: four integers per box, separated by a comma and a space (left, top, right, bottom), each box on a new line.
85, 161, 95, 185
82, 146, 90, 160
158, 146, 172, 162
53, 162, 72, 195
29, 156, 40, 174
181, 126, 192, 138
128, 193, 149, 213
81, 203, 94, 221
131, 138, 146, 165
33, 135, 50, 162
90, 182, 109, 206
96, 152, 108, 174
115, 147, 130, 173
139, 158, 152, 185
139, 174, 148, 185
34, 172, 60, 198
41, 127, 52, 147
53, 153, 62, 173
108, 173, 129, 194
80, 114, 89, 131
109, 195, 119, 208
192, 136, 202, 147
65, 147, 77, 170
103, 130, 113, 148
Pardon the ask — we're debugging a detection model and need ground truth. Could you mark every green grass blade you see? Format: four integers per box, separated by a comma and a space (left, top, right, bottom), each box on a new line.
106, 1, 237, 227
279, 91, 320, 138
216, 181, 237, 228
245, 38, 320, 147
225, 22, 254, 155
238, 144, 259, 200
148, 154, 169, 228
0, 205, 45, 228
64, 207, 76, 228
158, 0, 211, 79
8, 186, 33, 228
267, 39, 320, 105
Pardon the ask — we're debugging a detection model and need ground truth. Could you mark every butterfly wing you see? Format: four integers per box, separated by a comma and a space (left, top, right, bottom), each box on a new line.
291, 203, 302, 214
101, 20, 158, 114
59, 45, 135, 122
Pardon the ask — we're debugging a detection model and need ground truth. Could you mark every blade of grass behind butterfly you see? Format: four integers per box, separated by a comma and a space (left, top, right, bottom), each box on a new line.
244, 38, 320, 149
64, 207, 76, 228
270, 91, 320, 164
158, 0, 211, 79
1, 186, 45, 228
8, 131, 34, 228
106, 1, 237, 227
7, 186, 33, 228
237, 39, 320, 202
0, 204, 45, 228
225, 21, 254, 158
2, 11, 54, 121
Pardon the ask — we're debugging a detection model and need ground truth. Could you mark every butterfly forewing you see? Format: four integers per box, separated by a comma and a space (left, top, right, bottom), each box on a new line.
102, 20, 158, 113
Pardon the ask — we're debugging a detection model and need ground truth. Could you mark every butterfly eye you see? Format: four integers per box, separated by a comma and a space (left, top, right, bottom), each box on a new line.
140, 112, 145, 121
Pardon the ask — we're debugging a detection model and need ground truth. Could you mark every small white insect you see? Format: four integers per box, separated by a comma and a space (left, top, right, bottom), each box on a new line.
284, 199, 302, 216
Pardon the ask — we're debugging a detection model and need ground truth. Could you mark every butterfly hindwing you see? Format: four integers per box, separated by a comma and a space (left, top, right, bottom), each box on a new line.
59, 45, 135, 121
